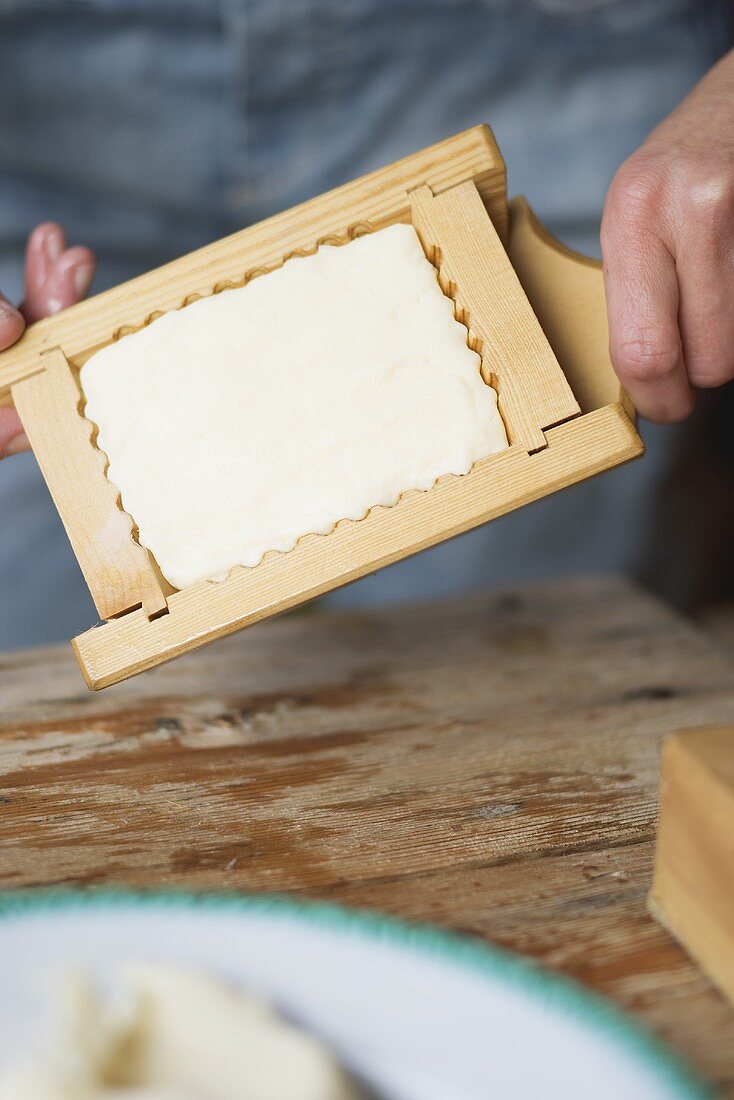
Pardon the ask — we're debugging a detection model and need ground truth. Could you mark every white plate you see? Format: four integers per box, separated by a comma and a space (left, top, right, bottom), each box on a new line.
0, 891, 705, 1100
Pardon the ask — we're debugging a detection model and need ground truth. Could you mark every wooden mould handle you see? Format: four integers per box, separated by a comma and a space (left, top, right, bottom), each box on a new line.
506, 196, 630, 418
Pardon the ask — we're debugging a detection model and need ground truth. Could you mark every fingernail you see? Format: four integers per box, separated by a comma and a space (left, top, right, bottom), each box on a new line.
46, 228, 62, 264
0, 300, 20, 320
73, 263, 94, 298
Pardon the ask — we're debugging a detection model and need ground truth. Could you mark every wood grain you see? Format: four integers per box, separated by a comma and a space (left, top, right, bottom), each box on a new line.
2, 577, 734, 1092
11, 349, 168, 620
411, 182, 580, 451
73, 404, 642, 689
650, 726, 734, 1006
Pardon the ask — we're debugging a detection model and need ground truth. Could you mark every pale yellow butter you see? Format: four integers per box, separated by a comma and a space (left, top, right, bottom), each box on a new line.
81, 224, 507, 590
0, 966, 363, 1100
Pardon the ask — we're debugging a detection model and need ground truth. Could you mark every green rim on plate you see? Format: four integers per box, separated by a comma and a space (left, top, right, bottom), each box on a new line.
0, 888, 709, 1098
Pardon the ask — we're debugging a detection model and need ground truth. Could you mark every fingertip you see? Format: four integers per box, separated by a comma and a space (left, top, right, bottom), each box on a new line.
72, 259, 95, 300
59, 245, 96, 291
626, 381, 696, 424
24, 222, 68, 321
0, 298, 26, 351
29, 220, 64, 238
4, 430, 29, 457
37, 245, 96, 316
0, 407, 28, 459
57, 244, 96, 271
26, 221, 65, 266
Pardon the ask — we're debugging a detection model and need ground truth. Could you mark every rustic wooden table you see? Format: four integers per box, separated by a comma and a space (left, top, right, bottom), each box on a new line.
2, 575, 734, 1092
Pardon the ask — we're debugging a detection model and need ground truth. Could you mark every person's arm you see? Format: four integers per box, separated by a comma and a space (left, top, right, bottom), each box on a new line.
0, 223, 95, 458
601, 48, 734, 423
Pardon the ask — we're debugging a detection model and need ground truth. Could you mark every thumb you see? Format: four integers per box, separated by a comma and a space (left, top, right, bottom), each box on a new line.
0, 292, 26, 352
0, 299, 30, 456
0, 407, 28, 459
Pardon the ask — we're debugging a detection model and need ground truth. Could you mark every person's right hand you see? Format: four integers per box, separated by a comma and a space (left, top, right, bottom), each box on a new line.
601, 49, 734, 422
0, 222, 95, 459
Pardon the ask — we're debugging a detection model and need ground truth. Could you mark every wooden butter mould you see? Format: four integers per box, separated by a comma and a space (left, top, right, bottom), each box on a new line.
0, 125, 643, 689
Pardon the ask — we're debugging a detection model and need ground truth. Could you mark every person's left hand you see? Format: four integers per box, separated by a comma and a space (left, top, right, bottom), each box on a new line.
0, 223, 95, 459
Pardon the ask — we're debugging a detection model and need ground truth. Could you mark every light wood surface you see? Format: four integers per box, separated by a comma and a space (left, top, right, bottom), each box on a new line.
11, 349, 168, 620
2, 576, 734, 1093
651, 726, 734, 1006
411, 182, 579, 451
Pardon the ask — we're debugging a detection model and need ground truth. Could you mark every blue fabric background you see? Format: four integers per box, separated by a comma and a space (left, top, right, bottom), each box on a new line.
0, 0, 730, 646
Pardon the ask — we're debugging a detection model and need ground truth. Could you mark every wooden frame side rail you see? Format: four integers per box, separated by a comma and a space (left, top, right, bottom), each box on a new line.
11, 348, 169, 621
410, 181, 579, 451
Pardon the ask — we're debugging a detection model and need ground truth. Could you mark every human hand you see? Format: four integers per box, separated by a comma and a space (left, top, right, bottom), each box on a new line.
601, 49, 734, 423
0, 223, 95, 458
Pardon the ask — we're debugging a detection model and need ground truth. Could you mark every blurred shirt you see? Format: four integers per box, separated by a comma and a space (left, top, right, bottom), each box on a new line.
0, 0, 730, 648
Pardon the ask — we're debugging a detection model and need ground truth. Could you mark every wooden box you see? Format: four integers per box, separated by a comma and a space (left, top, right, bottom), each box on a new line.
0, 125, 643, 689
650, 726, 734, 1006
